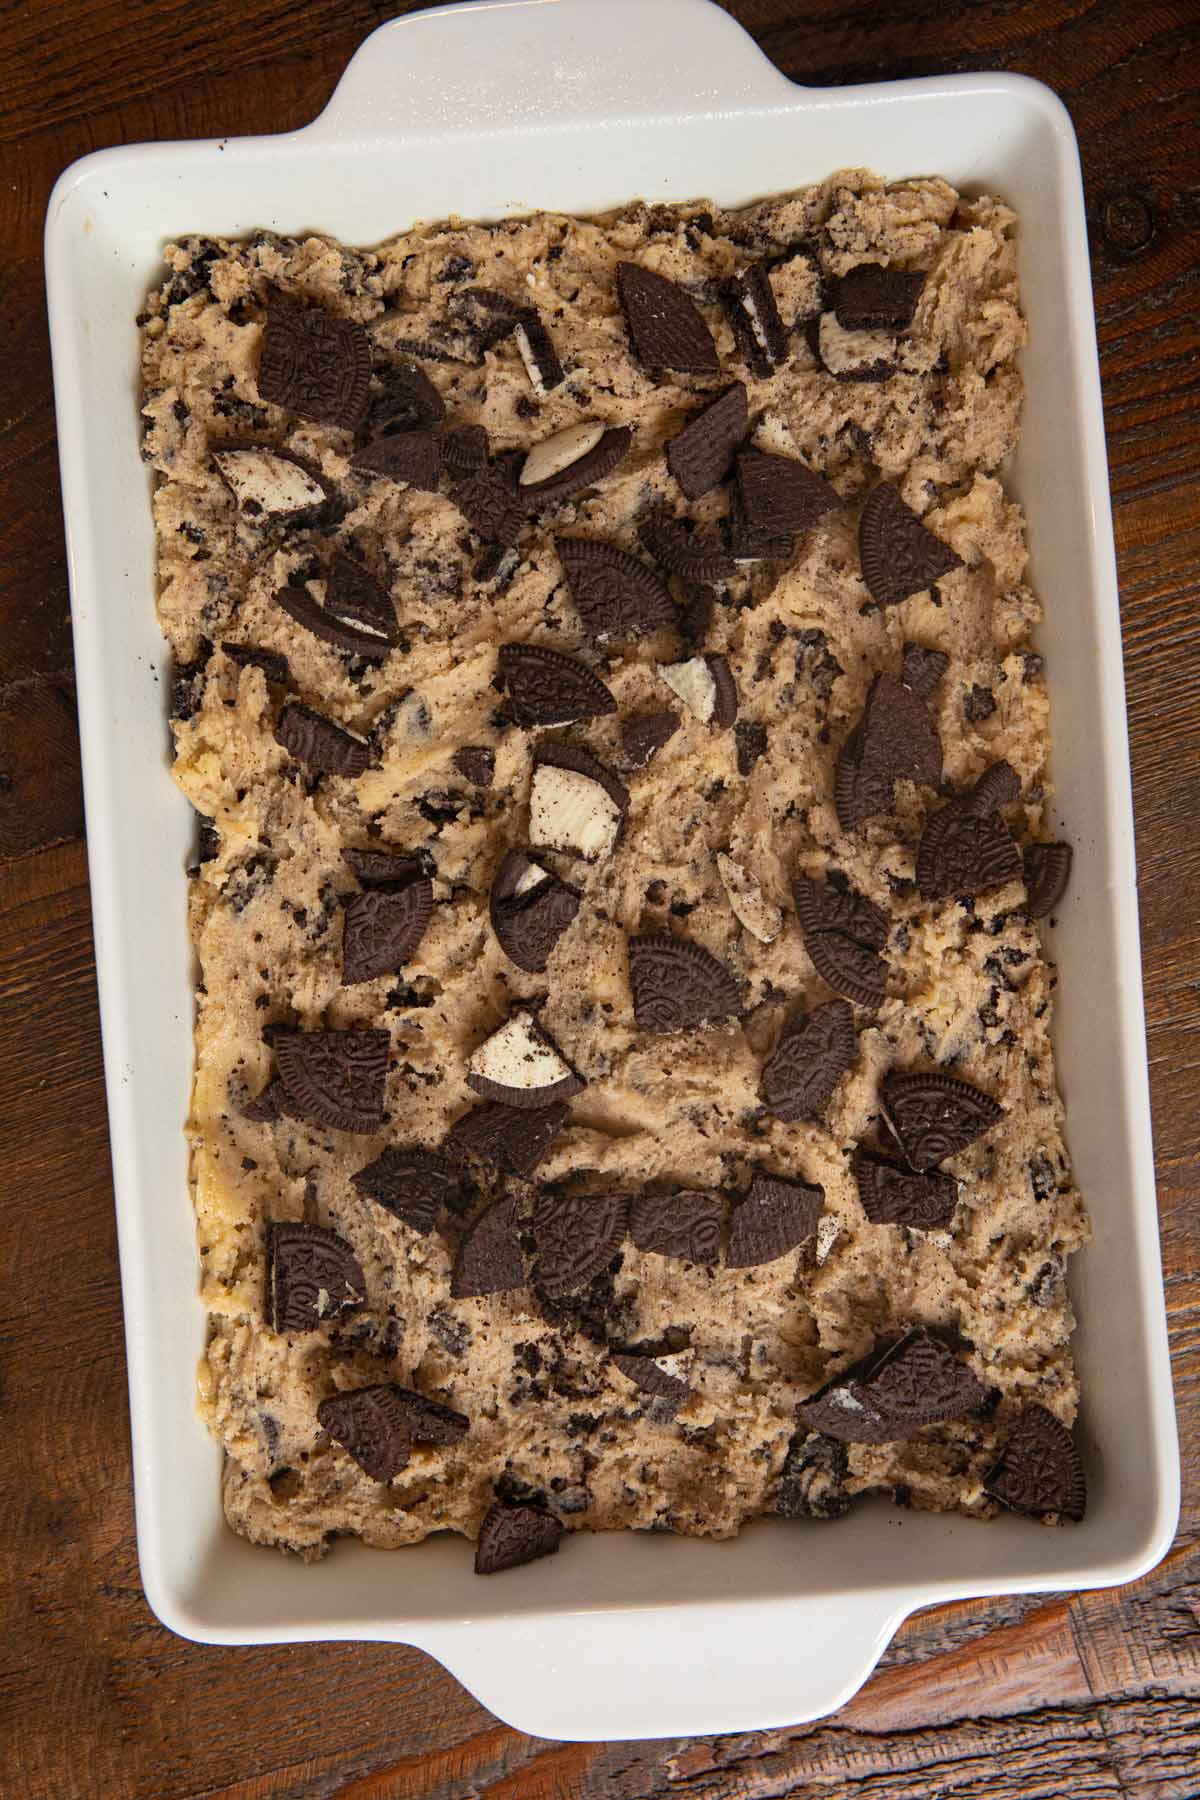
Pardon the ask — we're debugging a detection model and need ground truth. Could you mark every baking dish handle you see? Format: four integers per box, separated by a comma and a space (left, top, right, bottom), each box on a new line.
418, 1592, 909, 1741
306, 0, 798, 143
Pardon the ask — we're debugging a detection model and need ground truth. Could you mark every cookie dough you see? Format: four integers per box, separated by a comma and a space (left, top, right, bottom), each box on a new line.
140, 168, 1088, 1561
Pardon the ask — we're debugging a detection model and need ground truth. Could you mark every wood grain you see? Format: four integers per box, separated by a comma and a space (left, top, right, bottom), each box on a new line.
1, 2, 1197, 1795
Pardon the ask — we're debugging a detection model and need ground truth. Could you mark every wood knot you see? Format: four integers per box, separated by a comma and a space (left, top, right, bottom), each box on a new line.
1099, 191, 1157, 258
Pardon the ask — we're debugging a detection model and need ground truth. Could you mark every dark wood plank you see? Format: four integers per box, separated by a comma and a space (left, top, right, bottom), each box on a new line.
1, 3, 1197, 1796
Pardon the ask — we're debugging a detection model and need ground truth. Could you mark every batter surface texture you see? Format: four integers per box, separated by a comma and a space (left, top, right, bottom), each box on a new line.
141, 168, 1088, 1561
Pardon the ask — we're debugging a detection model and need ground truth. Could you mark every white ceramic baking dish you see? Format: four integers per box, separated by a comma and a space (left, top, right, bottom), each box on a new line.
45, 0, 1179, 1742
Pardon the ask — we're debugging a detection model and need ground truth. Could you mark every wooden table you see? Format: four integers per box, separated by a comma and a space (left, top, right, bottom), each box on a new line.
3, 2, 1198, 1793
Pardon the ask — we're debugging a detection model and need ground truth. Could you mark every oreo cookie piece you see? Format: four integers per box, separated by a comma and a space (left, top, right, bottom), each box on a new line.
629, 1190, 722, 1265
732, 448, 838, 558
452, 459, 524, 545
513, 313, 566, 395
612, 1349, 692, 1405
835, 652, 945, 830
727, 1172, 823, 1268
859, 483, 962, 607
813, 311, 897, 382
532, 1188, 629, 1298
489, 848, 581, 974
316, 1385, 412, 1481
272, 1028, 389, 1133
366, 360, 446, 435
265, 1221, 365, 1334
475, 1502, 562, 1574
639, 509, 737, 583
616, 262, 720, 374
622, 708, 680, 770
804, 931, 888, 1008
343, 847, 431, 889
881, 1070, 1003, 1172
452, 745, 495, 788
985, 1405, 1086, 1522
760, 999, 858, 1123
275, 702, 372, 776
497, 643, 617, 727
451, 1194, 526, 1298
256, 300, 371, 431
351, 430, 441, 490
274, 585, 393, 659
342, 878, 434, 984
796, 1328, 989, 1444
556, 538, 676, 642
440, 423, 489, 472
444, 1099, 568, 1178
212, 445, 328, 520
1023, 841, 1073, 919
656, 654, 737, 727
793, 876, 889, 952
221, 642, 290, 685
830, 263, 925, 330
665, 384, 748, 500
917, 763, 1023, 902
530, 745, 629, 861
519, 425, 633, 510
352, 1144, 462, 1233
467, 1009, 584, 1109
735, 721, 768, 776
243, 1076, 290, 1123
854, 1151, 958, 1231
628, 935, 742, 1033
723, 262, 789, 375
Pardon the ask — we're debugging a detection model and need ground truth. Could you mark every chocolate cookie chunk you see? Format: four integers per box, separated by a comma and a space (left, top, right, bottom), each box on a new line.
556, 538, 676, 641
835, 651, 945, 830
793, 876, 889, 952
316, 1384, 412, 1481
629, 1190, 722, 1264
275, 586, 393, 659
622, 708, 680, 769
796, 1328, 988, 1443
532, 1188, 629, 1298
881, 1070, 1003, 1172
732, 449, 838, 558
1023, 842, 1073, 919
520, 426, 633, 509
830, 264, 925, 330
723, 262, 789, 375
342, 879, 434, 984
497, 643, 617, 726
265, 1221, 365, 1334
760, 1000, 857, 1123
665, 384, 748, 499
985, 1405, 1086, 1522
256, 300, 371, 431
352, 429, 441, 489
859, 483, 962, 607
617, 262, 719, 374
628, 935, 742, 1032
853, 1151, 958, 1231
444, 1099, 568, 1178
917, 764, 1023, 902
366, 360, 445, 434
467, 1010, 584, 1108
452, 459, 524, 546
639, 509, 737, 582
475, 1502, 562, 1574
727, 1172, 823, 1268
451, 1194, 526, 1298
489, 848, 581, 974
275, 702, 372, 777
351, 1145, 462, 1233
272, 1028, 389, 1133
612, 1350, 691, 1405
